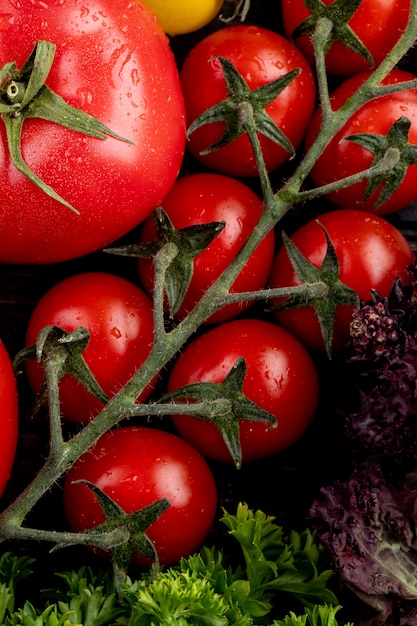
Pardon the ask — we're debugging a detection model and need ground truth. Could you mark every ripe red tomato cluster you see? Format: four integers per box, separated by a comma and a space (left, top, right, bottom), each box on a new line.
0, 0, 416, 573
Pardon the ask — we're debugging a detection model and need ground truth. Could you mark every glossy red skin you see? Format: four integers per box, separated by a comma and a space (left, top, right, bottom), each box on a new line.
0, 340, 18, 499
63, 426, 218, 567
180, 25, 316, 177
269, 209, 415, 352
138, 173, 275, 324
168, 319, 320, 463
0, 0, 185, 264
25, 273, 155, 424
282, 0, 410, 76
306, 70, 417, 215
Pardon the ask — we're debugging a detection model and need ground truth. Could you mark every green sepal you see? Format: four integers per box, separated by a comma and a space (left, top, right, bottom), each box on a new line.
13, 325, 109, 413
106, 206, 225, 317
291, 0, 374, 66
186, 56, 299, 156
346, 116, 417, 208
56, 480, 170, 587
159, 357, 277, 469
0, 40, 133, 213
271, 226, 359, 357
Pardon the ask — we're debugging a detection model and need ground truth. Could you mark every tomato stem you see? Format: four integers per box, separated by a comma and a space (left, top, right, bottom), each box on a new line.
1, 0, 416, 565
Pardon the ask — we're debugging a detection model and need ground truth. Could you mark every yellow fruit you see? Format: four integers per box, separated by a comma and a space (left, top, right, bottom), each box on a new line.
143, 0, 224, 36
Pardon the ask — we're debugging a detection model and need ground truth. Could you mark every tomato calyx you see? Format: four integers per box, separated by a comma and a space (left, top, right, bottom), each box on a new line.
15, 325, 108, 414
290, 0, 374, 67
271, 226, 359, 357
345, 116, 417, 209
186, 56, 299, 158
107, 207, 225, 318
160, 357, 277, 469
0, 40, 133, 214
62, 480, 170, 587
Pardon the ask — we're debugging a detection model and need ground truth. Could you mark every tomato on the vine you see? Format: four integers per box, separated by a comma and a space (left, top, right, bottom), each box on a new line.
138, 173, 275, 324
25, 273, 155, 424
0, 0, 185, 264
168, 318, 320, 463
281, 0, 410, 77
0, 340, 18, 499
143, 0, 223, 35
269, 209, 415, 353
180, 24, 316, 177
305, 69, 417, 215
63, 426, 218, 567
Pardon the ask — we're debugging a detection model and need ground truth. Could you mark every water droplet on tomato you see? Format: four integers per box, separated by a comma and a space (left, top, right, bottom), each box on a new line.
76, 88, 93, 106
131, 68, 141, 86
0, 14, 14, 30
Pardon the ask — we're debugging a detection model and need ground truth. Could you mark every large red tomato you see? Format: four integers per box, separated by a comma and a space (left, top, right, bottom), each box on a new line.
282, 0, 410, 76
269, 210, 415, 353
0, 0, 185, 263
305, 70, 417, 215
25, 272, 155, 424
138, 173, 275, 324
180, 25, 316, 177
63, 426, 218, 567
0, 340, 18, 499
168, 319, 320, 464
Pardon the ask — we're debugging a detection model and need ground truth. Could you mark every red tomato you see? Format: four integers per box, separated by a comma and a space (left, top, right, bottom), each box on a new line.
282, 0, 410, 76
269, 209, 415, 353
168, 319, 320, 463
180, 25, 316, 177
0, 0, 185, 264
305, 69, 417, 215
25, 273, 155, 424
138, 173, 275, 324
63, 426, 218, 567
0, 340, 18, 499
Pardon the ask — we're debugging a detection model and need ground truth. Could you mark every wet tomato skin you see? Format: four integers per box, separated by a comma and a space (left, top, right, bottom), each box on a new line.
0, 0, 186, 263
138, 172, 275, 324
25, 272, 155, 424
282, 0, 411, 76
168, 318, 320, 463
63, 426, 218, 567
269, 209, 416, 353
180, 24, 316, 177
305, 69, 417, 215
0, 340, 18, 499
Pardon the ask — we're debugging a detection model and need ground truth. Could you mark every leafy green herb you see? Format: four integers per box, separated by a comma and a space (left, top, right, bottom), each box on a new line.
0, 505, 350, 625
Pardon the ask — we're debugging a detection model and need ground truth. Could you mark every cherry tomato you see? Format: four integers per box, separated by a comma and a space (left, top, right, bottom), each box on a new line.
0, 340, 18, 499
138, 173, 275, 324
168, 318, 320, 463
143, 0, 223, 35
63, 426, 218, 567
269, 209, 415, 353
305, 69, 417, 215
282, 0, 410, 76
0, 0, 185, 264
180, 24, 316, 177
25, 273, 155, 424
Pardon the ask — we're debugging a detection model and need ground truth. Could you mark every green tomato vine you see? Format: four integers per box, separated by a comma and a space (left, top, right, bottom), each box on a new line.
0, 0, 416, 585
